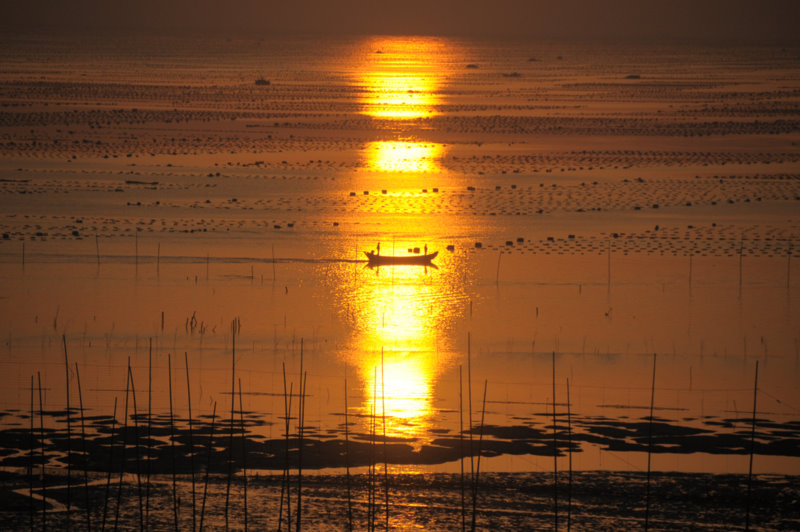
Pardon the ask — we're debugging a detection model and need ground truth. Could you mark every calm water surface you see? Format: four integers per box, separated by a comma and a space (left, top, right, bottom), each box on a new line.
0, 36, 798, 528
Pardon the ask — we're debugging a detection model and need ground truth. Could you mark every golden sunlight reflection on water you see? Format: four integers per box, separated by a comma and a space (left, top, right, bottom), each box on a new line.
339, 260, 463, 439
358, 37, 449, 120
364, 140, 445, 173
335, 36, 469, 440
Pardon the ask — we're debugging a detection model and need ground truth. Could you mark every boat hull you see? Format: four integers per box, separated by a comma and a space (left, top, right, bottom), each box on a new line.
364, 250, 438, 265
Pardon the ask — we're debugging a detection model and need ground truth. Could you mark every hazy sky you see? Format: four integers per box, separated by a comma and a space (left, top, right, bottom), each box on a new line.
2, 0, 798, 42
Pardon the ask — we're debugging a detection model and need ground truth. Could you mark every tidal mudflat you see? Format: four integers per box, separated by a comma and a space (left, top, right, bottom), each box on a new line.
1, 34, 799, 529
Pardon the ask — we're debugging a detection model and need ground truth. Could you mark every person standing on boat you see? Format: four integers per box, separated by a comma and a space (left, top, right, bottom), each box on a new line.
424, 244, 427, 255
377, 242, 381, 256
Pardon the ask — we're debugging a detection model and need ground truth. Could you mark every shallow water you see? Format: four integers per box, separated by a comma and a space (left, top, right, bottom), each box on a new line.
0, 33, 799, 528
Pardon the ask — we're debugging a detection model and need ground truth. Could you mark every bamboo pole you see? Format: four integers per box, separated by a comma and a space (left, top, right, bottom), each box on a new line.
29, 375, 34, 531
168, 353, 179, 532
566, 378, 572, 532
128, 364, 144, 531
645, 353, 657, 531
459, 366, 466, 532
38, 372, 46, 530
114, 366, 131, 531
745, 360, 759, 531
278, 363, 292, 531
296, 339, 305, 532
239, 378, 249, 532
472, 379, 487, 532
344, 370, 353, 532
225, 321, 236, 530
382, 350, 389, 531
75, 363, 91, 531
370, 367, 377, 532
199, 402, 217, 532
552, 352, 558, 531
145, 339, 152, 529
101, 397, 117, 532
186, 352, 197, 532
467, 333, 474, 498
278, 365, 287, 532
63, 335, 72, 531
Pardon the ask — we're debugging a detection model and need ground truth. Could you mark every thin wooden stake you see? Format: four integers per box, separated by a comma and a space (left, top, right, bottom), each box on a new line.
382, 350, 389, 531
472, 379, 487, 532
344, 370, 353, 532
128, 364, 144, 531
296, 340, 305, 532
29, 375, 34, 531
459, 366, 466, 532
745, 360, 759, 531
199, 401, 217, 532
645, 353, 657, 531
186, 352, 197, 532
278, 363, 293, 531
75, 363, 91, 531
467, 333, 474, 497
372, 367, 378, 532
39, 372, 49, 526
552, 352, 558, 531
225, 322, 236, 530
101, 397, 117, 532
96, 234, 100, 267
114, 365, 131, 531
239, 378, 248, 532
145, 338, 152, 529
278, 366, 287, 532
63, 335, 72, 531
566, 378, 573, 532
168, 353, 179, 532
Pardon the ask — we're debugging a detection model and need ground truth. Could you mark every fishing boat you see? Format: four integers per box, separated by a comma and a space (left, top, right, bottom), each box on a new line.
364, 250, 438, 265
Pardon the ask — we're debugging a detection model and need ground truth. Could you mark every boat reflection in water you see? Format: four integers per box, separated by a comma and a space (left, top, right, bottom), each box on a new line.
339, 36, 466, 441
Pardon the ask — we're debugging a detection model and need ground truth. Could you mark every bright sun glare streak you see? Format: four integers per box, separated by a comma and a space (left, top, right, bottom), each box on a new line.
362, 74, 439, 119
340, 36, 465, 440
349, 264, 443, 439
359, 37, 446, 120
365, 141, 444, 173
